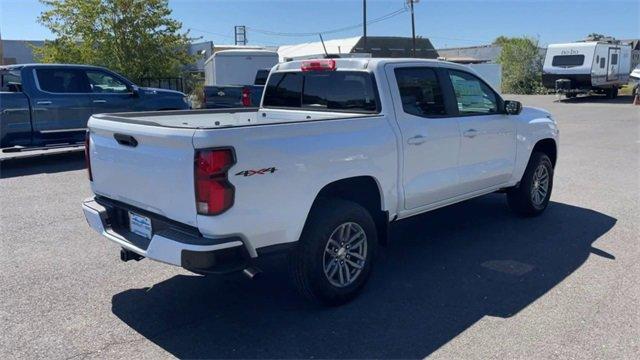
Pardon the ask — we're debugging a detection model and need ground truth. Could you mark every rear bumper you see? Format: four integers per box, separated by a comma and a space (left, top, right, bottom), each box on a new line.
542, 73, 592, 90
82, 197, 251, 274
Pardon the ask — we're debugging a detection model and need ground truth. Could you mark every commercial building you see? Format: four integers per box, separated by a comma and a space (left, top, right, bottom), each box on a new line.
0, 39, 45, 65
277, 36, 438, 61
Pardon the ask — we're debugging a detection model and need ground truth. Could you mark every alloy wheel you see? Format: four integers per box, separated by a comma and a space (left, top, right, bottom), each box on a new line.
322, 222, 368, 288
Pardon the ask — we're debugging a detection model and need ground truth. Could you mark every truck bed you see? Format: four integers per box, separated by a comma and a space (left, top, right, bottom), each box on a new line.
91, 107, 369, 129
92, 108, 259, 129
87, 107, 391, 240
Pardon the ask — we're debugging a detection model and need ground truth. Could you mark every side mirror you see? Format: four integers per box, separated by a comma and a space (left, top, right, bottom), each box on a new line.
504, 100, 522, 115
130, 85, 140, 98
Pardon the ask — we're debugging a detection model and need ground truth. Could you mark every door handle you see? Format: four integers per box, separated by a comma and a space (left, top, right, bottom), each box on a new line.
92, 99, 107, 103
463, 129, 478, 138
36, 101, 52, 105
407, 135, 427, 145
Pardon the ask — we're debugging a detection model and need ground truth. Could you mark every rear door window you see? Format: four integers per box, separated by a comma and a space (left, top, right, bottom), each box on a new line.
552, 55, 585, 67
36, 68, 91, 93
394, 67, 447, 117
0, 69, 22, 92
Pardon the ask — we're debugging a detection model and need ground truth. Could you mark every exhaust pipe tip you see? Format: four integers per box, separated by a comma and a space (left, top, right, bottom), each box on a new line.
120, 248, 144, 262
242, 267, 262, 280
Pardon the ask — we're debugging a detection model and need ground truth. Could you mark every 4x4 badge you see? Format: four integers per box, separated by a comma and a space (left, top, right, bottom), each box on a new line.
235, 167, 277, 177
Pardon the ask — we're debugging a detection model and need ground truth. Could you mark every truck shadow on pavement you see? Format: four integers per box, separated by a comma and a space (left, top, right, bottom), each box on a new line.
0, 151, 85, 179
111, 194, 616, 359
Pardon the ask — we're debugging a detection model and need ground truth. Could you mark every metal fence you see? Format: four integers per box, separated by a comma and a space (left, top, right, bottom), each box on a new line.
137, 77, 184, 92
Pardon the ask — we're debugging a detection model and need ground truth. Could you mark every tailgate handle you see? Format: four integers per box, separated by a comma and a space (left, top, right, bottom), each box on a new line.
113, 133, 138, 147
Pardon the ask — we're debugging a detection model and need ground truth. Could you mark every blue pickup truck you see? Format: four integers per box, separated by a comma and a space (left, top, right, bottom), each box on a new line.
0, 64, 190, 151
202, 69, 269, 109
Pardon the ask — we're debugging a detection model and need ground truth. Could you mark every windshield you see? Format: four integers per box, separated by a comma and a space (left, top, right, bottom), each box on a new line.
254, 69, 270, 85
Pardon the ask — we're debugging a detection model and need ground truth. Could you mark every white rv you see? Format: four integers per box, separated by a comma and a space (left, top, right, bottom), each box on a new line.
542, 41, 631, 98
204, 50, 279, 86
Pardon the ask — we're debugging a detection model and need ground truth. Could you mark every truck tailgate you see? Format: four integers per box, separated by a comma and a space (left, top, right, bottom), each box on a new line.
88, 117, 198, 227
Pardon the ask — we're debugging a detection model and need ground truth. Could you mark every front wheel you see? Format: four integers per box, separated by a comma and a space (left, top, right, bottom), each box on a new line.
289, 199, 377, 306
507, 152, 554, 216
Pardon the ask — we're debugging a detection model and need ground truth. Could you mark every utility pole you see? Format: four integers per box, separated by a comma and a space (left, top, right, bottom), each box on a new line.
363, 0, 367, 53
408, 0, 418, 57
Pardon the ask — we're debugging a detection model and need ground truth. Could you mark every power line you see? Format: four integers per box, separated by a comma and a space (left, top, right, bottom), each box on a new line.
187, 27, 235, 39
186, 26, 281, 46
248, 6, 408, 38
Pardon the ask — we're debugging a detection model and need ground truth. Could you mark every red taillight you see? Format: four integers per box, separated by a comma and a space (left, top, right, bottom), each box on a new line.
84, 131, 93, 181
241, 87, 251, 106
195, 148, 235, 215
301, 59, 336, 72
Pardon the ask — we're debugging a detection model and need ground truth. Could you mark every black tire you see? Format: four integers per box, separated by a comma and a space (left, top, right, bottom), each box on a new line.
289, 199, 377, 306
507, 152, 554, 217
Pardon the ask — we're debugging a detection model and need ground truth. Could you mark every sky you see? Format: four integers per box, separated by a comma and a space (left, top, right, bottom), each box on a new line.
0, 0, 638, 49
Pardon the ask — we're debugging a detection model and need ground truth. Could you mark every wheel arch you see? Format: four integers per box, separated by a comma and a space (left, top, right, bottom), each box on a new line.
532, 138, 557, 167
307, 176, 390, 246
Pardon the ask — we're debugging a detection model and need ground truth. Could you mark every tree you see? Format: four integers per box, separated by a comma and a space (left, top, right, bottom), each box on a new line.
34, 0, 196, 80
586, 33, 606, 41
494, 36, 545, 94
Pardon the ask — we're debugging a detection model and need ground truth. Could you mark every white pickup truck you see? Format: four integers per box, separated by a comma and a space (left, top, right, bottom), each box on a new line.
82, 58, 559, 305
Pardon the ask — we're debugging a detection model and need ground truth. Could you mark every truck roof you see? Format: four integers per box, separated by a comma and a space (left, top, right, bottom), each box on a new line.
547, 41, 632, 49
275, 57, 473, 72
204, 50, 279, 65
0, 63, 112, 71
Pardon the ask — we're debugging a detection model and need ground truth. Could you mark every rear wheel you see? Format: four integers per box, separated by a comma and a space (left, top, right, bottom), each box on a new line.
507, 152, 554, 216
289, 199, 377, 306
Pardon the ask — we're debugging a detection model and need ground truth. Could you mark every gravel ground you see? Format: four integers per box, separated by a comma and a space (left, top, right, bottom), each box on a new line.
1, 95, 638, 359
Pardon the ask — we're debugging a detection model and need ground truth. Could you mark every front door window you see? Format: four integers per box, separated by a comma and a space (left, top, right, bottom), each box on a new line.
448, 70, 498, 115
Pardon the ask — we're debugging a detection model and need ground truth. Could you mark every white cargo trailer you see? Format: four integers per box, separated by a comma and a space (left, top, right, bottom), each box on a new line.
204, 50, 279, 86
542, 41, 631, 98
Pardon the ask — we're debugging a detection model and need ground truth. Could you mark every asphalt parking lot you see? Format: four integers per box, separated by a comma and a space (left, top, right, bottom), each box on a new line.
1, 95, 638, 359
